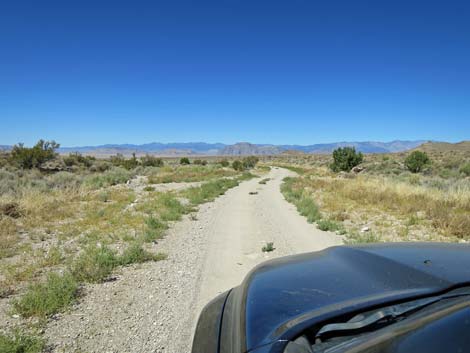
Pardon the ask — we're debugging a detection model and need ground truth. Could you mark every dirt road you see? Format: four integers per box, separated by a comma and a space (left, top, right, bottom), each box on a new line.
46, 167, 342, 353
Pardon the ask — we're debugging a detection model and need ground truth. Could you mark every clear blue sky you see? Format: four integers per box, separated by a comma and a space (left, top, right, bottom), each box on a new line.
1, 0, 469, 146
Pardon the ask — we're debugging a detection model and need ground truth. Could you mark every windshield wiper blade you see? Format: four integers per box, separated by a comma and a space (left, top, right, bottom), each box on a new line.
315, 291, 470, 340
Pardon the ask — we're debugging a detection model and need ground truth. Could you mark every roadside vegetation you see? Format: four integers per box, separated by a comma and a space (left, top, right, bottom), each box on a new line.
0, 330, 44, 353
0, 140, 261, 350
278, 145, 470, 244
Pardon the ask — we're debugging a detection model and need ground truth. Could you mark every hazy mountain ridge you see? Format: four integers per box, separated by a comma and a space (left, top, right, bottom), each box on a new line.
2, 140, 442, 156
218, 140, 428, 155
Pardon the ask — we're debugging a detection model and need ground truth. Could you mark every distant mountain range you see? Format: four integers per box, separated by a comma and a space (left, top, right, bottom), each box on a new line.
0, 140, 438, 156
49, 140, 428, 156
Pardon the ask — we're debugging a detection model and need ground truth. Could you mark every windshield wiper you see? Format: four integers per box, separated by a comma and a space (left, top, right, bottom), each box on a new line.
315, 290, 470, 340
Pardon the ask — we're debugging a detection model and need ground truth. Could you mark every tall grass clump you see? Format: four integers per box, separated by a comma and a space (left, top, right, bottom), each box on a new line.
143, 216, 168, 242
0, 331, 44, 353
119, 242, 166, 265
84, 167, 134, 189
281, 177, 322, 223
71, 242, 166, 282
13, 272, 78, 318
317, 219, 345, 233
71, 245, 118, 283
184, 179, 239, 205
460, 163, 470, 177
155, 193, 188, 221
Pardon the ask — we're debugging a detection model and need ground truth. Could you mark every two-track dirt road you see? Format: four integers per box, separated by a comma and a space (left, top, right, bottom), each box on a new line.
46, 168, 342, 353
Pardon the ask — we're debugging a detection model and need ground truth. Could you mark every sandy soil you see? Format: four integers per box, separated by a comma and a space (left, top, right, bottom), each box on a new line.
45, 167, 342, 353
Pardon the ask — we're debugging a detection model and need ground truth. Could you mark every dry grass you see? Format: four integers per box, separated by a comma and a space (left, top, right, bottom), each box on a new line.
282, 163, 470, 242
147, 165, 237, 184
0, 155, 258, 343
0, 162, 253, 313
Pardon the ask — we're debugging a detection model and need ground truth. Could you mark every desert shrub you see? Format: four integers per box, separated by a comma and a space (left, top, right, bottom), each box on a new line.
405, 151, 430, 173
63, 152, 94, 168
281, 177, 322, 222
262, 242, 275, 252
220, 159, 229, 167
180, 157, 190, 165
122, 153, 139, 170
0, 331, 44, 353
119, 242, 166, 265
9, 140, 60, 169
0, 170, 18, 196
143, 216, 168, 242
317, 219, 344, 233
460, 163, 470, 177
242, 156, 259, 169
141, 155, 164, 167
109, 153, 125, 166
298, 195, 322, 223
330, 147, 363, 172
232, 160, 244, 171
438, 167, 460, 179
71, 245, 118, 283
155, 193, 187, 221
84, 167, 133, 189
46, 171, 83, 190
89, 160, 111, 172
13, 272, 78, 318
184, 179, 239, 205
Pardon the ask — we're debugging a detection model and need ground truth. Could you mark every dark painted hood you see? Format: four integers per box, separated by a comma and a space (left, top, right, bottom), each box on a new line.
240, 243, 470, 351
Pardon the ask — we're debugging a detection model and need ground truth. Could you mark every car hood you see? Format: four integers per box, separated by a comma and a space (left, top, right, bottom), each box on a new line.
240, 243, 470, 351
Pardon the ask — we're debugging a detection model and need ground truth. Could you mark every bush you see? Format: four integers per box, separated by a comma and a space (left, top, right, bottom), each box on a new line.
232, 160, 244, 171
330, 147, 363, 172
0, 331, 44, 353
281, 177, 322, 223
144, 216, 168, 242
405, 151, 430, 173
63, 152, 94, 168
10, 140, 60, 169
13, 272, 78, 318
0, 170, 18, 196
46, 171, 83, 190
180, 157, 190, 165
262, 242, 275, 252
184, 178, 240, 205
193, 159, 207, 165
84, 167, 133, 189
156, 194, 187, 221
89, 160, 111, 172
141, 155, 164, 167
71, 245, 118, 283
122, 153, 139, 170
242, 156, 259, 169
298, 195, 322, 223
460, 163, 470, 177
220, 159, 229, 167
317, 219, 344, 232
119, 243, 166, 266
